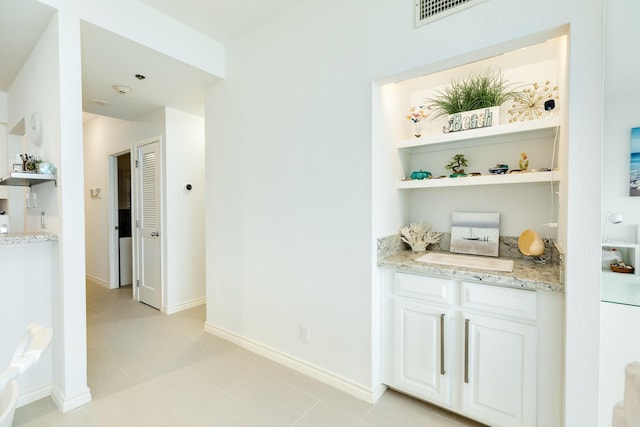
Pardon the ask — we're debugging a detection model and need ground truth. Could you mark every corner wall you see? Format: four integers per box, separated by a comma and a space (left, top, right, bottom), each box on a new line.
4, 8, 97, 410
164, 107, 205, 313
83, 115, 135, 286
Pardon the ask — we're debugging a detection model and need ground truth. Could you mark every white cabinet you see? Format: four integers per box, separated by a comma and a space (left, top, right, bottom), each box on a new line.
461, 312, 537, 427
385, 272, 553, 427
391, 272, 452, 406
394, 298, 450, 407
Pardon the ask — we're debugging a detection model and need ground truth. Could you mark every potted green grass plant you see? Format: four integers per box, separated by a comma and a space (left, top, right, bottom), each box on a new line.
427, 69, 519, 133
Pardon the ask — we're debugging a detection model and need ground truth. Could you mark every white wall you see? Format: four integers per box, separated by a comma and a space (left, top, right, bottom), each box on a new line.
602, 91, 640, 241
206, 0, 374, 394
205, 0, 605, 424
83, 115, 134, 285
8, 12, 61, 235
4, 12, 62, 407
164, 107, 205, 313
0, 91, 7, 122
602, 94, 640, 243
6, 9, 92, 410
0, 241, 54, 406
598, 1, 640, 423
0, 92, 6, 187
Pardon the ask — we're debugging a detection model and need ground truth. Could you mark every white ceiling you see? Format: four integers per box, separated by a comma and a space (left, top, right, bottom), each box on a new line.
80, 21, 221, 120
138, 0, 300, 43
0, 0, 300, 121
0, 0, 55, 91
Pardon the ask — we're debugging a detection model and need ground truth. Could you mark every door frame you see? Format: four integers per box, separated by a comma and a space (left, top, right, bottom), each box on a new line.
131, 136, 164, 307
108, 148, 133, 290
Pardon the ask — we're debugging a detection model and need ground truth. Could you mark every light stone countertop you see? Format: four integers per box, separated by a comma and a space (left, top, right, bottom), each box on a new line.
378, 249, 564, 292
0, 232, 59, 245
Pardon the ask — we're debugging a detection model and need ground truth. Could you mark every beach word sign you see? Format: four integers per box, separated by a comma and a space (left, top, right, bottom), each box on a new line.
443, 107, 499, 133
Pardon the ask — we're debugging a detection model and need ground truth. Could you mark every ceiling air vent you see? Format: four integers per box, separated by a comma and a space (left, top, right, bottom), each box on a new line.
415, 0, 489, 27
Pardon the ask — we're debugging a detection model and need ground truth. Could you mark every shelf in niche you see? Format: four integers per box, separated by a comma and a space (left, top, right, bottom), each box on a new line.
398, 116, 560, 153
397, 170, 560, 189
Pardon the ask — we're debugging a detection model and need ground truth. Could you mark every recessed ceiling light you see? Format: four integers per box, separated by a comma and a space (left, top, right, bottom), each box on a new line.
135, 74, 146, 80
112, 85, 131, 94
91, 99, 110, 107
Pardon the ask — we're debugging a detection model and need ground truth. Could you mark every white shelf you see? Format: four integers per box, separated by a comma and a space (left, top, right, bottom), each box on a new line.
397, 170, 560, 189
0, 172, 57, 187
602, 242, 640, 277
398, 116, 560, 154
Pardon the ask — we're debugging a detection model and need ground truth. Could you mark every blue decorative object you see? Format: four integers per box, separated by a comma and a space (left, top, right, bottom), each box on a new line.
410, 170, 432, 180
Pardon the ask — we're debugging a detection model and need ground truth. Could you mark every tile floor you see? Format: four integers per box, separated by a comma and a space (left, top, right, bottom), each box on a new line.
13, 281, 485, 426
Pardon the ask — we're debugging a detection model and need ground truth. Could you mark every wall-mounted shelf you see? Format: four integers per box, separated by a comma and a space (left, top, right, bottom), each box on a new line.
602, 242, 640, 277
397, 116, 560, 154
0, 172, 57, 187
398, 170, 560, 189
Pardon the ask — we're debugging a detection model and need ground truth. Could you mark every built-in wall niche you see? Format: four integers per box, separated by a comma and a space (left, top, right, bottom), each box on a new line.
395, 35, 566, 141
383, 34, 568, 237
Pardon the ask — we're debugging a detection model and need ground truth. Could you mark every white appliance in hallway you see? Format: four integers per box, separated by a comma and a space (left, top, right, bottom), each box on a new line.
119, 237, 132, 286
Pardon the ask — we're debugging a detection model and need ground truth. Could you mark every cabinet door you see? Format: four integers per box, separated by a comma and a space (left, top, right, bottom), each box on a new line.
393, 298, 450, 407
461, 313, 537, 427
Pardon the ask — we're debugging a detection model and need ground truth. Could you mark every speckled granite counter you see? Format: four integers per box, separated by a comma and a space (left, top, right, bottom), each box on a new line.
378, 234, 564, 292
0, 232, 58, 244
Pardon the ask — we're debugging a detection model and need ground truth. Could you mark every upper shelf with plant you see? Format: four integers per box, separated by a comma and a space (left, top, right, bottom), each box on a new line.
403, 66, 560, 142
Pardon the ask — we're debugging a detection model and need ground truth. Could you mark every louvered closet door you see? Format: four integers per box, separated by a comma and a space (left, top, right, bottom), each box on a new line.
137, 140, 161, 309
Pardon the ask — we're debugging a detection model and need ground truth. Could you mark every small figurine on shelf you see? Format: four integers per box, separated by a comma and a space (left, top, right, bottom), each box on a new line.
20, 154, 42, 173
406, 105, 431, 138
445, 154, 468, 177
519, 152, 529, 171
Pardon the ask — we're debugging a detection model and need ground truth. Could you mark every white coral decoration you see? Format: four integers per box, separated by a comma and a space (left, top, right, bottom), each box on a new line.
400, 222, 442, 252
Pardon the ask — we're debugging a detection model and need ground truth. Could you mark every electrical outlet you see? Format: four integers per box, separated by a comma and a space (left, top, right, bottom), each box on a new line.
300, 325, 310, 344
25, 192, 30, 209
32, 192, 37, 208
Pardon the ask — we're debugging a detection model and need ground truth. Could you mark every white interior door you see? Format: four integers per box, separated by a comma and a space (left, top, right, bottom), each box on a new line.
135, 139, 162, 309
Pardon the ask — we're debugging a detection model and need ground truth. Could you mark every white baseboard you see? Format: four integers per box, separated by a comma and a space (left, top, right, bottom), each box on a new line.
16, 385, 52, 408
51, 385, 92, 413
164, 296, 205, 315
85, 275, 109, 289
204, 322, 381, 404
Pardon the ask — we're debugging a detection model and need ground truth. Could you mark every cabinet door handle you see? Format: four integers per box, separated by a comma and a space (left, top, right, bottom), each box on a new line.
440, 313, 445, 375
464, 318, 470, 384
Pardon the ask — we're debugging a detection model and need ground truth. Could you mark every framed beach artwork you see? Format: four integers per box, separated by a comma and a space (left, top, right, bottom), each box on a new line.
631, 127, 640, 197
450, 212, 500, 257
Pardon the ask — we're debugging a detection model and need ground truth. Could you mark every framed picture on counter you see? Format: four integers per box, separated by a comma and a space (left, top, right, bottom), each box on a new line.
450, 211, 500, 257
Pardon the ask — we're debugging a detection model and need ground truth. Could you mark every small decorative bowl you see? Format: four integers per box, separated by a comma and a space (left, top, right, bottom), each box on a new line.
611, 263, 635, 274
489, 165, 509, 174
